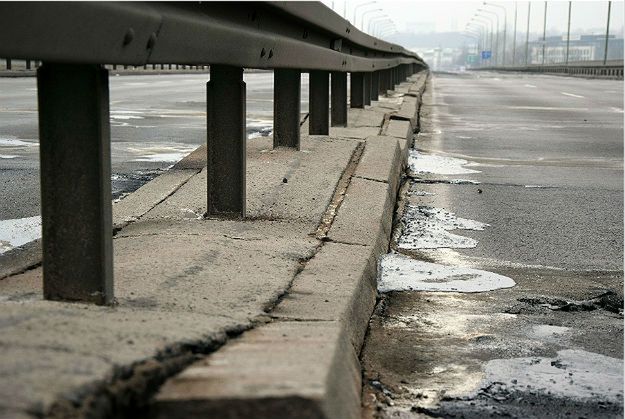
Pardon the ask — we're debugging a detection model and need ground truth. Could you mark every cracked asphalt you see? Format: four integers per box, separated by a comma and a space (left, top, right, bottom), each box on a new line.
362, 72, 623, 418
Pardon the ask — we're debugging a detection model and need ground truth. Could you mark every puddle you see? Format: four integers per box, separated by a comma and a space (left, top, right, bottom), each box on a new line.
0, 137, 38, 147
0, 216, 41, 254
127, 144, 198, 163
482, 349, 623, 402
379, 253, 516, 293
397, 205, 488, 250
412, 178, 481, 185
111, 170, 164, 199
408, 150, 480, 176
532, 324, 570, 338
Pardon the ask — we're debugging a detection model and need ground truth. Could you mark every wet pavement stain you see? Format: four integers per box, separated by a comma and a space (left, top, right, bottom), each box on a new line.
361, 74, 623, 419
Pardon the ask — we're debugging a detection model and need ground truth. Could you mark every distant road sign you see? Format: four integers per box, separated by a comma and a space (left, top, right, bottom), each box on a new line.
467, 54, 477, 63
481, 51, 492, 60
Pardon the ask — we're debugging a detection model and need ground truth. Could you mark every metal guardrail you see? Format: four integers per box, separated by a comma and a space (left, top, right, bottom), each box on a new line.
474, 60, 624, 79
0, 2, 427, 305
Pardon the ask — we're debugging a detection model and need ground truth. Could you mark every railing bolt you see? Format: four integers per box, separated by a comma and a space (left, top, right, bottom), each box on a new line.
122, 28, 134, 46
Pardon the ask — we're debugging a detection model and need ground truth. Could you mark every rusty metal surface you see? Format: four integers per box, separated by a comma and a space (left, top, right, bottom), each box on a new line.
37, 64, 114, 305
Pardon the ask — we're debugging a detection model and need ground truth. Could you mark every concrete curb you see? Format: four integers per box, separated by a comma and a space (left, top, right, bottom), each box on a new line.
152, 74, 429, 419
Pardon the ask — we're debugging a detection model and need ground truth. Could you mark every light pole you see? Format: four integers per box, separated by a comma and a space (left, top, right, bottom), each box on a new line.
464, 32, 481, 65
380, 28, 396, 38
361, 8, 383, 31
484, 2, 507, 66
375, 22, 394, 36
370, 18, 391, 34
604, 1, 612, 64
478, 9, 500, 65
473, 16, 494, 64
525, 1, 531, 65
565, 1, 572, 65
542, 1, 547, 65
465, 29, 482, 61
512, 2, 518, 65
352, 1, 375, 26
470, 22, 489, 66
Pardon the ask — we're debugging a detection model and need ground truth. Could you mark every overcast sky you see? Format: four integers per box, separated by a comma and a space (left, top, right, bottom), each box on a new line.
324, 0, 624, 36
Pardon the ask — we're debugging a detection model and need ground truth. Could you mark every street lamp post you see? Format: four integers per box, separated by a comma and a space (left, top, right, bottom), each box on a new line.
470, 22, 489, 66
484, 2, 507, 66
512, 1, 518, 65
352, 1, 375, 26
375, 22, 394, 36
525, 2, 531, 65
565, 1, 572, 65
478, 9, 500, 66
368, 16, 389, 33
361, 8, 383, 31
371, 18, 392, 34
542, 1, 547, 65
474, 16, 494, 65
604, 1, 612, 65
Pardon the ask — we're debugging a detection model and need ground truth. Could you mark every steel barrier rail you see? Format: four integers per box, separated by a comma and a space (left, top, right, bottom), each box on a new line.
0, 2, 427, 305
473, 60, 623, 79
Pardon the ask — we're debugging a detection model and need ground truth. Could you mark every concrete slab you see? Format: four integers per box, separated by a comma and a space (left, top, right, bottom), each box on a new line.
385, 119, 413, 159
328, 177, 394, 255
355, 136, 402, 193
0, 239, 41, 280
392, 95, 418, 126
153, 320, 362, 419
271, 242, 378, 349
143, 136, 359, 231
0, 218, 316, 417
113, 169, 198, 228
347, 108, 386, 128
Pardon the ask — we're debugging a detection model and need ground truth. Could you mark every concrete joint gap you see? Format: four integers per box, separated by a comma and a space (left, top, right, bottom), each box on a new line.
353, 175, 389, 184
269, 316, 334, 323
325, 238, 371, 248
116, 167, 202, 233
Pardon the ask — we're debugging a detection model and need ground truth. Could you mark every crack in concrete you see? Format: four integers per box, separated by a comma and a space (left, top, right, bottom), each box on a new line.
113, 168, 203, 234
353, 175, 389, 184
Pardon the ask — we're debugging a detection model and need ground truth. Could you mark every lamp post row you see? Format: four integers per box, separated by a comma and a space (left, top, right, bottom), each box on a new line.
466, 1, 613, 68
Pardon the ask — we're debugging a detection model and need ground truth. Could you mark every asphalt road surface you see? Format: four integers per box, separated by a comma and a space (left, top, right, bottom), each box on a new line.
362, 72, 624, 418
0, 71, 309, 220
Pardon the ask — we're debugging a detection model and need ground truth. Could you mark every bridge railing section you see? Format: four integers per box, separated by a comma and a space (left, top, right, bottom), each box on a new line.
475, 60, 623, 79
0, 2, 427, 305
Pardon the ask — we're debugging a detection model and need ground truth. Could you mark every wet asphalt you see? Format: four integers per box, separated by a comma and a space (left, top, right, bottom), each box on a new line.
362, 72, 624, 418
0, 71, 310, 220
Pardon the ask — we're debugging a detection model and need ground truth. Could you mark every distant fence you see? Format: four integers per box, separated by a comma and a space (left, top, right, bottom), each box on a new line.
474, 60, 623, 79
0, 2, 427, 304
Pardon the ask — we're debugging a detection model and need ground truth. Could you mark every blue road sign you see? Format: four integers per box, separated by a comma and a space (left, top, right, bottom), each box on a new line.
481, 50, 492, 60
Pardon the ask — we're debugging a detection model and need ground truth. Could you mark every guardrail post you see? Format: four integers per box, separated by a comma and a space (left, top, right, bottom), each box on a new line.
364, 72, 372, 106
207, 65, 246, 217
381, 69, 389, 95
309, 70, 329, 135
5, 58, 10, 70
331, 71, 347, 127
371, 71, 379, 101
37, 63, 113, 305
350, 72, 365, 108
274, 68, 301, 149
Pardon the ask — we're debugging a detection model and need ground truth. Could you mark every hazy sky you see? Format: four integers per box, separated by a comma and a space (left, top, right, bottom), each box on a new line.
324, 0, 624, 36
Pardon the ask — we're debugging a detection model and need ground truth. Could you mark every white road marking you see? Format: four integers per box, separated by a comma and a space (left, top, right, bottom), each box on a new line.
560, 92, 585, 98
524, 84, 537, 88
610, 107, 624, 113
507, 106, 589, 111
